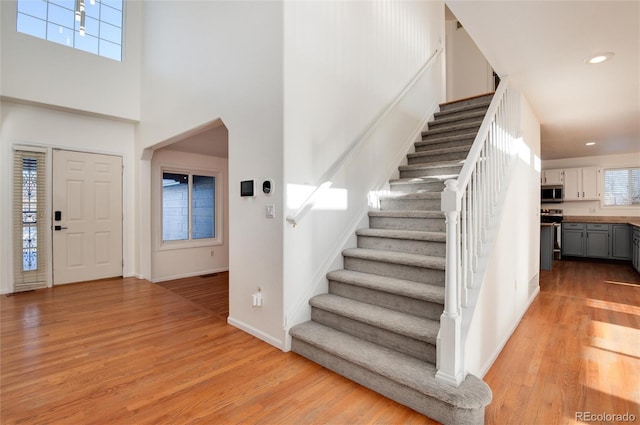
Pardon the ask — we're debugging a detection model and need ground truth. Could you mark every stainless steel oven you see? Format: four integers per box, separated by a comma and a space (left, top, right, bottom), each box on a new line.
541, 185, 563, 203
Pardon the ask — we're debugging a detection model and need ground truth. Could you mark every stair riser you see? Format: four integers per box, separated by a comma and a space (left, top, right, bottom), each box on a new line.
408, 151, 469, 165
440, 95, 493, 112
311, 308, 436, 362
428, 117, 483, 131
380, 197, 440, 211
389, 181, 446, 193
328, 280, 443, 321
290, 339, 487, 425
344, 257, 445, 286
399, 165, 463, 179
357, 235, 445, 257
368, 216, 445, 232
422, 125, 480, 141
415, 136, 476, 152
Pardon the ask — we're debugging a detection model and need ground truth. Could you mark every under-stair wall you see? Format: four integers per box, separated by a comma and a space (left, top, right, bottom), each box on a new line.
464, 94, 541, 377
283, 1, 446, 343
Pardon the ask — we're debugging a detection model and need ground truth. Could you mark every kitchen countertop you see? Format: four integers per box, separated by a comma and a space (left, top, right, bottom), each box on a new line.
563, 216, 640, 228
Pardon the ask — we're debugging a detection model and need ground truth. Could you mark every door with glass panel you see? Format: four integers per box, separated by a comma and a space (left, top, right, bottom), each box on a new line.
52, 150, 123, 285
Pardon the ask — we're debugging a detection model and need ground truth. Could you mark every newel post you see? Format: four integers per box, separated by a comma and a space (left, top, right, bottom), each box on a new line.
435, 179, 465, 386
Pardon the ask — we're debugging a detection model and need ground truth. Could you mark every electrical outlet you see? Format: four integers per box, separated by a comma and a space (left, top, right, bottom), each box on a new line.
210, 249, 214, 256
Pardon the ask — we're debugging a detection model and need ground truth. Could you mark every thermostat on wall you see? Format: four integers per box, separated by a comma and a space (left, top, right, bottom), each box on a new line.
240, 180, 255, 197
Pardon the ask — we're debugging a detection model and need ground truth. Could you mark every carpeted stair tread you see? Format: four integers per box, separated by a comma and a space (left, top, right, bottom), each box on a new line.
310, 294, 438, 342
388, 175, 456, 185
399, 160, 464, 172
408, 144, 472, 158
368, 210, 444, 219
343, 248, 445, 270
290, 321, 493, 409
428, 110, 487, 127
417, 132, 477, 146
434, 100, 492, 119
327, 269, 445, 304
421, 121, 481, 137
379, 192, 441, 200
356, 228, 445, 242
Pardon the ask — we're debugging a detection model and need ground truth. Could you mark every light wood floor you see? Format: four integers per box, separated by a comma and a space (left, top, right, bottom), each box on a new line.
2, 260, 639, 424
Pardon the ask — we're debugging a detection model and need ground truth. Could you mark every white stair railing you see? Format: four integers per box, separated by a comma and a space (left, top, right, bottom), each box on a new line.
436, 79, 521, 386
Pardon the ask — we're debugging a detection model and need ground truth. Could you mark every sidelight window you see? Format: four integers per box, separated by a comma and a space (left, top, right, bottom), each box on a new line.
13, 148, 48, 291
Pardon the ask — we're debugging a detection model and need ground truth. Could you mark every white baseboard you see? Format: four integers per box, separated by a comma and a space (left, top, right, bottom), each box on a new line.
150, 267, 229, 283
476, 283, 541, 378
227, 316, 285, 351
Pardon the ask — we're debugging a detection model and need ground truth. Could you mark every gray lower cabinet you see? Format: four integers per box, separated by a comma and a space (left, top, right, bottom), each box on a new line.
611, 224, 631, 260
585, 223, 610, 258
633, 227, 640, 272
562, 222, 634, 261
562, 224, 585, 257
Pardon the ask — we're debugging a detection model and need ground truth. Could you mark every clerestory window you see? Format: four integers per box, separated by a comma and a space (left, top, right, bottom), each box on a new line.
16, 0, 123, 61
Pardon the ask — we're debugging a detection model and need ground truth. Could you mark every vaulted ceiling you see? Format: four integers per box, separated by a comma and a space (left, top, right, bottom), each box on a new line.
447, 0, 639, 160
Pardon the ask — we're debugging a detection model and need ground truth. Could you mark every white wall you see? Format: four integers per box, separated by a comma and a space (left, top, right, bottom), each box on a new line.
445, 18, 493, 102
282, 1, 446, 342
542, 153, 640, 217
150, 150, 229, 282
0, 101, 137, 294
464, 95, 542, 376
0, 0, 141, 121
137, 1, 285, 347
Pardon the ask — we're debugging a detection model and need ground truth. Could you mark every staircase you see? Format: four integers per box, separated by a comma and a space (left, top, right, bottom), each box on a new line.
290, 94, 494, 425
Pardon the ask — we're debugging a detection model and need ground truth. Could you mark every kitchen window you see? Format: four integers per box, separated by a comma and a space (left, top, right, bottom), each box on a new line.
603, 167, 640, 206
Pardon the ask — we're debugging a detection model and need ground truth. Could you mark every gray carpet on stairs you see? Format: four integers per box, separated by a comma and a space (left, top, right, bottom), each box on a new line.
290, 93, 494, 424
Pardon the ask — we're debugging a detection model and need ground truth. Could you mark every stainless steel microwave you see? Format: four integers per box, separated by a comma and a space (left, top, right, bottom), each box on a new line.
541, 185, 563, 203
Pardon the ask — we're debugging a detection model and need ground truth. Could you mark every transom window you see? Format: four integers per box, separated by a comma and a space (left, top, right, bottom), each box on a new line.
16, 0, 123, 61
603, 168, 640, 206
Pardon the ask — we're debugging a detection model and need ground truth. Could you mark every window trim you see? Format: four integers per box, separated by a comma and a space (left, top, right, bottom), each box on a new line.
158, 166, 224, 251
600, 166, 640, 209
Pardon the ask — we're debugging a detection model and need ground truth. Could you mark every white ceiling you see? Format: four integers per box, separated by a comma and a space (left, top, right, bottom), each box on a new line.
446, 0, 640, 160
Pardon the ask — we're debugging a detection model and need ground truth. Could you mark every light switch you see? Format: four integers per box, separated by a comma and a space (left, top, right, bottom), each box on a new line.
266, 204, 275, 219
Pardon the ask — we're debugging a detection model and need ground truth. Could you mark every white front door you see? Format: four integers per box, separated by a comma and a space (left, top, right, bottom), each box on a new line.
52, 150, 123, 285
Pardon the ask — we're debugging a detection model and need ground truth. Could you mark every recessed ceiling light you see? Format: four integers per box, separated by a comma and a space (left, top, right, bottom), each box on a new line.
585, 142, 596, 146
584, 52, 614, 64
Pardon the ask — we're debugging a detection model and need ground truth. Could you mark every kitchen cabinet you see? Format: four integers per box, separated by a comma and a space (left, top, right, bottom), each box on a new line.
632, 226, 640, 273
611, 224, 631, 260
563, 167, 599, 201
562, 223, 586, 257
633, 227, 640, 273
541, 169, 564, 185
585, 223, 609, 258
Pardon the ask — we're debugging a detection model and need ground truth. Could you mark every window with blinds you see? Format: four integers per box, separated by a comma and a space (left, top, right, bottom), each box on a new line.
603, 167, 640, 206
13, 149, 48, 291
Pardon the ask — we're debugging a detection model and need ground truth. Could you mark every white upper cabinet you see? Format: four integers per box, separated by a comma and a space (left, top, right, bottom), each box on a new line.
541, 169, 564, 185
564, 167, 599, 201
